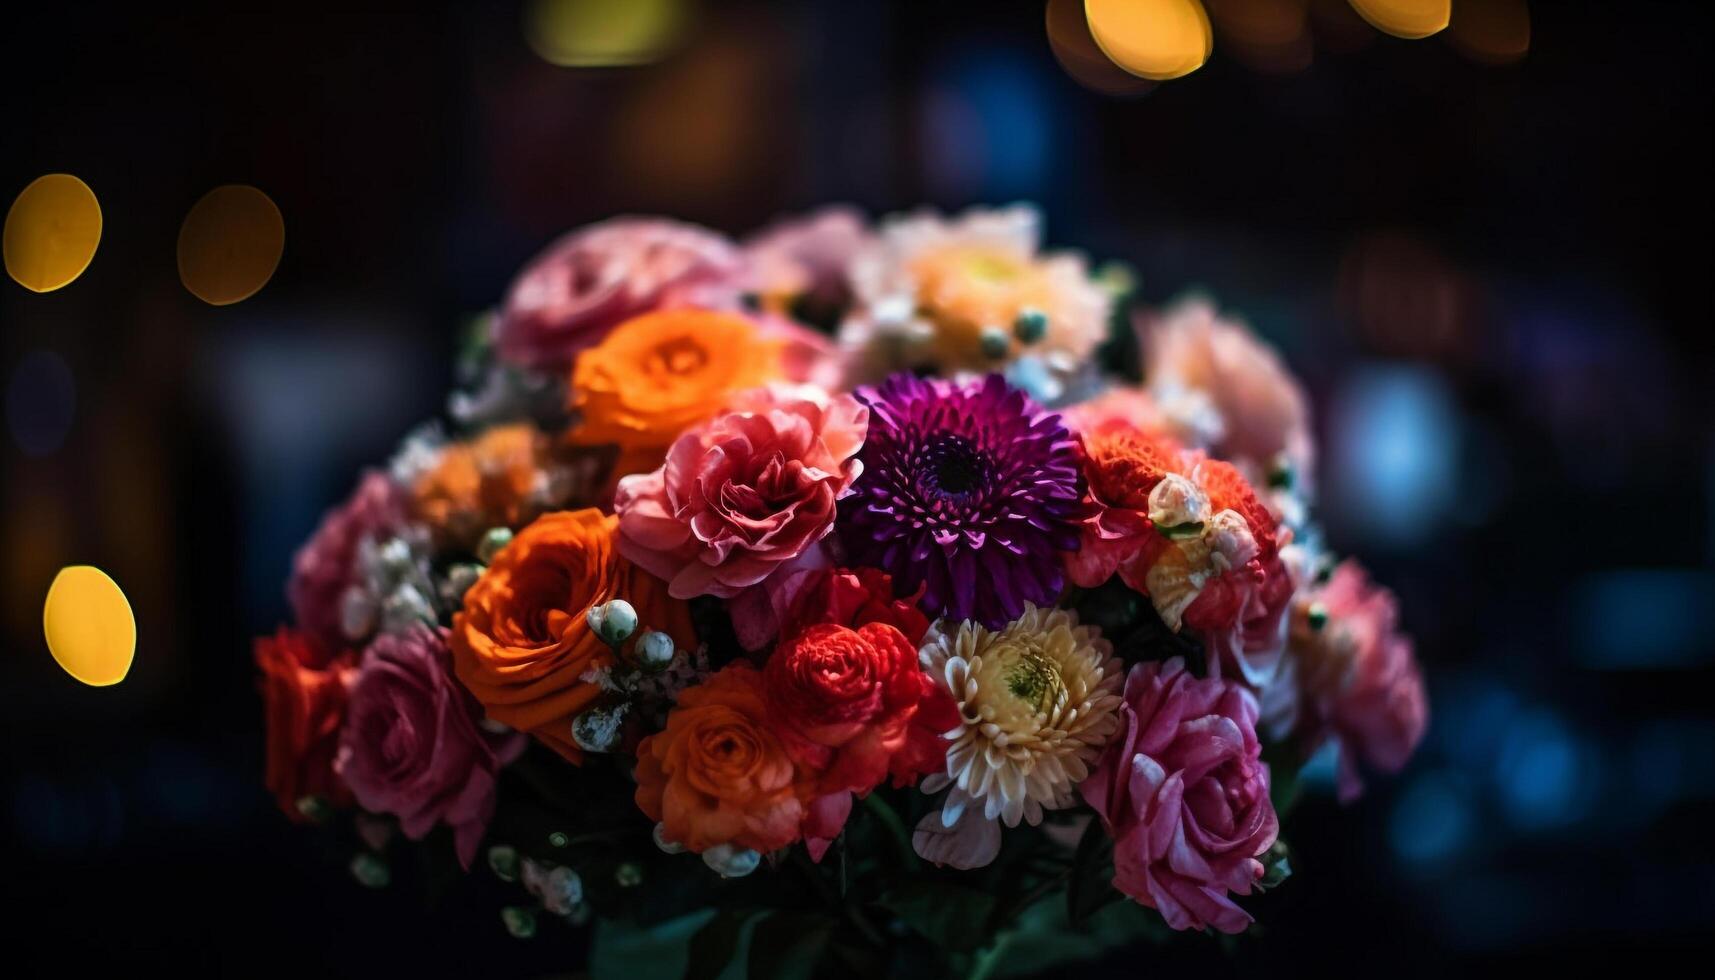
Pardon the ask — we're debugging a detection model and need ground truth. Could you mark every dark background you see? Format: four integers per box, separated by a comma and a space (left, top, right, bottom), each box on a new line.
3, 0, 1711, 974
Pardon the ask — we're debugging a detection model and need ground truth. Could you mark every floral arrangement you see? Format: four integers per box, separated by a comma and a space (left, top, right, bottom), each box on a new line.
256, 205, 1428, 978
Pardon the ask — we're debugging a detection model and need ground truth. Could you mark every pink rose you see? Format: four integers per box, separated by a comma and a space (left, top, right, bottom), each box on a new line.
1141, 299, 1315, 493
1081, 657, 1279, 935
335, 625, 525, 869
1294, 561, 1428, 803
495, 217, 744, 371
742, 206, 872, 308
288, 471, 404, 654
614, 386, 867, 600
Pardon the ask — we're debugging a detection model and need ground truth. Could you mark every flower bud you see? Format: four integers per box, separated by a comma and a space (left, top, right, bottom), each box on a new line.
978, 325, 1010, 360
587, 599, 638, 645
478, 526, 514, 564
614, 862, 644, 887
543, 866, 584, 914
652, 821, 686, 854
570, 703, 627, 754
380, 582, 437, 633
701, 843, 761, 878
487, 845, 520, 882
500, 906, 537, 939
439, 562, 483, 607
635, 630, 676, 671
1013, 307, 1048, 344
349, 853, 390, 889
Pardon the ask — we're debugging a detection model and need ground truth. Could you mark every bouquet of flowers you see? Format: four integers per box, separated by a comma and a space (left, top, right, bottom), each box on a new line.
256, 205, 1428, 978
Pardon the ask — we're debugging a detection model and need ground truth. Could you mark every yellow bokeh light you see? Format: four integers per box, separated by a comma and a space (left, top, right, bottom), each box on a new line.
4, 174, 102, 293
1449, 0, 1529, 65
523, 0, 686, 68
1346, 0, 1450, 40
177, 185, 285, 306
1084, 0, 1213, 82
43, 565, 135, 687
1047, 0, 1156, 97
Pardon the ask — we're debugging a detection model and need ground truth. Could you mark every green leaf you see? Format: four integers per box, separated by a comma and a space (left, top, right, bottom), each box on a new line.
1256, 839, 1293, 892
686, 907, 762, 980
876, 880, 997, 953
590, 910, 717, 980
747, 911, 835, 980
1065, 817, 1120, 925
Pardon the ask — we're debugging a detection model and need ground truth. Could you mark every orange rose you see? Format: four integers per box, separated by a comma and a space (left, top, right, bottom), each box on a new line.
564, 309, 783, 481
450, 508, 694, 762
411, 424, 549, 546
635, 663, 816, 854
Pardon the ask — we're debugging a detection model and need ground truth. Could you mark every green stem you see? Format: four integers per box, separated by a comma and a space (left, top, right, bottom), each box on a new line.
966, 932, 1014, 980
861, 792, 919, 871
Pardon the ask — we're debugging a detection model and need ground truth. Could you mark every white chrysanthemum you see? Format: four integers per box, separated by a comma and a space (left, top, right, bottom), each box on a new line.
919, 604, 1124, 829
838, 205, 1110, 388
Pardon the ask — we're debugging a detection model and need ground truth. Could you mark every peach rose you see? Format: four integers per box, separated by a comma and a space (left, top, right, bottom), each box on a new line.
450, 508, 694, 762
410, 424, 552, 547
564, 309, 784, 484
635, 663, 816, 855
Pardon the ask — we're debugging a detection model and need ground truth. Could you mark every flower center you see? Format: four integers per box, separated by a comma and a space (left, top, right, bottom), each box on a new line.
1003, 644, 1064, 714
923, 434, 989, 498
649, 336, 708, 376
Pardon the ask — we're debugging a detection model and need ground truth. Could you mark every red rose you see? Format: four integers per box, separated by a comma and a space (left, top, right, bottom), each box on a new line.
764, 622, 952, 795
255, 628, 358, 819
779, 567, 933, 646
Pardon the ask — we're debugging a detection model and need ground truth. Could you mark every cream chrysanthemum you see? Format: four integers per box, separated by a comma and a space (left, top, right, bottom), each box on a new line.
919, 604, 1124, 829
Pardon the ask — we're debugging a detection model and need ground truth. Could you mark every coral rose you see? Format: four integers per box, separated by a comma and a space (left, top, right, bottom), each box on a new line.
635, 663, 814, 855
1081, 657, 1279, 935
255, 628, 358, 819
494, 217, 744, 372
778, 566, 932, 647
410, 424, 555, 548
614, 385, 866, 602
764, 622, 954, 795
1293, 561, 1428, 802
565, 309, 784, 483
288, 471, 404, 652
450, 508, 694, 762
336, 625, 526, 868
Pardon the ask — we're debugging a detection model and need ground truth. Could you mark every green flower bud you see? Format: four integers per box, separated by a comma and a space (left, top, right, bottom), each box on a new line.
501, 906, 538, 939
487, 844, 520, 882
1013, 307, 1048, 344
477, 526, 513, 564
349, 853, 390, 889
615, 862, 644, 888
978, 326, 1011, 360
635, 630, 676, 671
586, 599, 638, 645
1307, 602, 1329, 631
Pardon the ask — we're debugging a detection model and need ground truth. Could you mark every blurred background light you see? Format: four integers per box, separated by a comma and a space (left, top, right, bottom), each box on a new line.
42, 565, 135, 687
523, 0, 688, 68
1205, 0, 1313, 74
1391, 770, 1475, 866
1346, 0, 1450, 39
1447, 0, 1530, 65
1046, 0, 1156, 97
3, 174, 102, 293
923, 50, 1054, 201
6, 350, 76, 457
1570, 569, 1715, 669
1083, 0, 1213, 81
1493, 709, 1596, 830
1327, 365, 1460, 548
177, 185, 285, 306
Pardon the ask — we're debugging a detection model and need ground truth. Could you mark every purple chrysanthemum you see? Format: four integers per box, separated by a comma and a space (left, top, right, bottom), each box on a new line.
838, 373, 1084, 628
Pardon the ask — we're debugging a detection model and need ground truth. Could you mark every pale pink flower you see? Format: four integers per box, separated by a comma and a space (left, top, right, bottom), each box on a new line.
495, 217, 744, 371
1294, 561, 1428, 803
1141, 299, 1315, 495
743, 206, 873, 308
613, 385, 868, 600
1081, 658, 1279, 934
